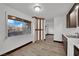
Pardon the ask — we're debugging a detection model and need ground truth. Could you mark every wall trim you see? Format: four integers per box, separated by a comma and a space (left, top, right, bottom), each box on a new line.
53, 40, 63, 43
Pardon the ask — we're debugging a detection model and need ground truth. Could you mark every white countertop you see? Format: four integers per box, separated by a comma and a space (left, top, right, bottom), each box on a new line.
63, 34, 79, 56
63, 34, 79, 48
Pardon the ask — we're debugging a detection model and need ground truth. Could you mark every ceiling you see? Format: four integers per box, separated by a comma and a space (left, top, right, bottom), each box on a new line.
4, 3, 73, 20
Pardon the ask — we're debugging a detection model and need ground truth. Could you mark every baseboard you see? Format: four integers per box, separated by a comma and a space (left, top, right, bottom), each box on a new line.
53, 40, 63, 43
44, 39, 46, 40
1, 41, 32, 56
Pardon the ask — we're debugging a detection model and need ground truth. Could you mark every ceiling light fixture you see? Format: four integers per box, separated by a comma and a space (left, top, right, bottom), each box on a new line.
34, 6, 41, 12
34, 4, 41, 12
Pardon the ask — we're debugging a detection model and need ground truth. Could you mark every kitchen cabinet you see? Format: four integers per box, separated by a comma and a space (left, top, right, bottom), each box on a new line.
74, 46, 79, 56
62, 35, 67, 55
66, 3, 79, 28
62, 34, 79, 56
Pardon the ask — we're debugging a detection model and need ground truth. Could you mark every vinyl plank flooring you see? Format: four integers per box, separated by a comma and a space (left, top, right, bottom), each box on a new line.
6, 35, 65, 56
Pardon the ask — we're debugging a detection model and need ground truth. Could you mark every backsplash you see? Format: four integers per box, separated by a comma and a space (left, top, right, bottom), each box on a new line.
64, 27, 79, 35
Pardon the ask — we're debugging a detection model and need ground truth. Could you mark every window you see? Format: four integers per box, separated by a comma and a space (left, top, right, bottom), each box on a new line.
8, 15, 31, 37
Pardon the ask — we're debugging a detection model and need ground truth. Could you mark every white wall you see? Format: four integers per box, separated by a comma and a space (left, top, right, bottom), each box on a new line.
0, 4, 6, 45
45, 19, 54, 34
53, 15, 79, 42
0, 4, 35, 55
54, 15, 65, 41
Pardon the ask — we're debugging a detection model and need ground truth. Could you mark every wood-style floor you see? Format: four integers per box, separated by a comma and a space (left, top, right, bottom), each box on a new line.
6, 35, 66, 56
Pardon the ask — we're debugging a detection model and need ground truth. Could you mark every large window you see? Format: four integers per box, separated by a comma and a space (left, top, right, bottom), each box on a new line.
8, 15, 31, 37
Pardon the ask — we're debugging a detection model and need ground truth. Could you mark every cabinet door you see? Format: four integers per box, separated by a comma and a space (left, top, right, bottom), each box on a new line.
62, 35, 67, 55
67, 9, 76, 28
66, 3, 78, 28
74, 46, 79, 56
78, 7, 79, 26
70, 9, 76, 27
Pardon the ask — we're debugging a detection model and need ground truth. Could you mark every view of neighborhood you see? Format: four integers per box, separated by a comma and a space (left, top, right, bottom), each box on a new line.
8, 19, 31, 37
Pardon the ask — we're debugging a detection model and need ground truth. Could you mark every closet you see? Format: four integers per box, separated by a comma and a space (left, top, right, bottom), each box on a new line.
32, 16, 45, 41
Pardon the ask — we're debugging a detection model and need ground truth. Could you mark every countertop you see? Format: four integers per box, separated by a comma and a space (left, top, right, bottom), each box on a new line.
63, 34, 79, 56
63, 34, 79, 48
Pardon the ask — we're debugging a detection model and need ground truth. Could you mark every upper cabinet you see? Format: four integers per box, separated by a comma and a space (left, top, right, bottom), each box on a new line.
66, 3, 79, 28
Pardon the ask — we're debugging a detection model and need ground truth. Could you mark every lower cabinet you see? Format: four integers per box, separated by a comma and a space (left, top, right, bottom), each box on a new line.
74, 46, 79, 56
62, 35, 67, 55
